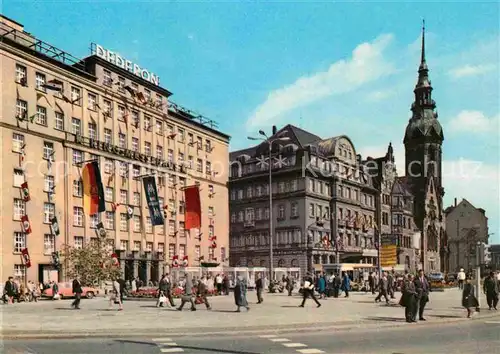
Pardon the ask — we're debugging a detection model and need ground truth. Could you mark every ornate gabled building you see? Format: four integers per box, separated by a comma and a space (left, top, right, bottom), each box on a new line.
228, 125, 379, 276
391, 177, 418, 272
403, 22, 445, 272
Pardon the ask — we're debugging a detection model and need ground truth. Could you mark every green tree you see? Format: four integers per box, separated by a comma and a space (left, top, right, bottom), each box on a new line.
61, 241, 121, 286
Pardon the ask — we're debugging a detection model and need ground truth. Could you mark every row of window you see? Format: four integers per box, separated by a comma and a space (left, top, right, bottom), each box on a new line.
12, 231, 226, 262
13, 131, 215, 178
12, 198, 215, 236
230, 180, 299, 201
15, 64, 214, 152
231, 229, 302, 248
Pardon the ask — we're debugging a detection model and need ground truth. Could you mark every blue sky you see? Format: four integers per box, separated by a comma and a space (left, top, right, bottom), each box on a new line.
4, 1, 499, 242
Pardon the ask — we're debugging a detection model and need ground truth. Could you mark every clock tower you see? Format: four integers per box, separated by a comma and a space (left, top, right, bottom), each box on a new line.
403, 21, 445, 271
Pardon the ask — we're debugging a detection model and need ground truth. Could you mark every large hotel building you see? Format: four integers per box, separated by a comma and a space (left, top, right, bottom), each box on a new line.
0, 15, 230, 284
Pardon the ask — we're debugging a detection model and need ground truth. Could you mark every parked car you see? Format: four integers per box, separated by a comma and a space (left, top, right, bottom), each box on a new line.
446, 273, 457, 283
428, 272, 445, 283
43, 282, 99, 299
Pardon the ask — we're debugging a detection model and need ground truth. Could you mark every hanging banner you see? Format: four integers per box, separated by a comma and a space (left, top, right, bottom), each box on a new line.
21, 182, 30, 202
126, 205, 134, 220
184, 185, 201, 230
21, 248, 31, 268
21, 215, 32, 234
50, 216, 60, 236
142, 176, 164, 226
380, 234, 397, 267
182, 256, 189, 267
82, 161, 106, 215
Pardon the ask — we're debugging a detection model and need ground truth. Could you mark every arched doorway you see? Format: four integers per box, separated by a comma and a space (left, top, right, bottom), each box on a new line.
247, 260, 254, 267
260, 260, 266, 267
278, 259, 285, 267
291, 259, 299, 267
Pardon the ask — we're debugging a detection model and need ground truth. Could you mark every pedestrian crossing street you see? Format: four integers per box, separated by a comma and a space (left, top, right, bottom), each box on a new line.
258, 334, 325, 353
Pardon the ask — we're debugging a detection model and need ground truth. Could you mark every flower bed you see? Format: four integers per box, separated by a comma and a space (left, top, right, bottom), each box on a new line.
128, 287, 219, 299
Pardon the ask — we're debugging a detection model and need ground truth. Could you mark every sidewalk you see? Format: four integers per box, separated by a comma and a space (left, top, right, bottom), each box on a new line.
1, 289, 498, 338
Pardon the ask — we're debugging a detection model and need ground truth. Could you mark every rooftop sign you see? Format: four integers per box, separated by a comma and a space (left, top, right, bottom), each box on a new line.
93, 43, 160, 86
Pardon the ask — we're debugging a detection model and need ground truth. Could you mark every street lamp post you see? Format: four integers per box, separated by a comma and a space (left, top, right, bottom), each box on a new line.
248, 131, 289, 281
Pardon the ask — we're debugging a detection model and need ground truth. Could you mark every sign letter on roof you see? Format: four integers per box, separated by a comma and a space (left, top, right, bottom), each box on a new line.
94, 44, 160, 86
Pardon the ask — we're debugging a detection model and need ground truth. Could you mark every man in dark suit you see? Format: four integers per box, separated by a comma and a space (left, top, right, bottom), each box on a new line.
196, 278, 211, 310
255, 273, 264, 304
483, 271, 499, 310
71, 276, 83, 309
401, 274, 417, 322
387, 271, 396, 299
375, 272, 390, 304
414, 269, 430, 321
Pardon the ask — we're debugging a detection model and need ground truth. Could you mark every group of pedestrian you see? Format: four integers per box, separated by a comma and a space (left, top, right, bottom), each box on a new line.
399, 270, 430, 323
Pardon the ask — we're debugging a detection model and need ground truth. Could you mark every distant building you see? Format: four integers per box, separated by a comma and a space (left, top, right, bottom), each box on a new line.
489, 244, 500, 271
228, 125, 379, 275
445, 198, 489, 272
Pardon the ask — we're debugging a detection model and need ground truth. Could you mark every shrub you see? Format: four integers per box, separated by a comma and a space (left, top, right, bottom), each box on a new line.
127, 287, 220, 299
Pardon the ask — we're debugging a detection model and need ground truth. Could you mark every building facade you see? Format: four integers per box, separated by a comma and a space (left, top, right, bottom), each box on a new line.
0, 15, 230, 285
489, 244, 500, 271
403, 24, 445, 272
444, 198, 489, 272
228, 125, 379, 275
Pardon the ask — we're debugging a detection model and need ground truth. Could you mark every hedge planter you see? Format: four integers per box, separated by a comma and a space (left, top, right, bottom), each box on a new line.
126, 287, 220, 299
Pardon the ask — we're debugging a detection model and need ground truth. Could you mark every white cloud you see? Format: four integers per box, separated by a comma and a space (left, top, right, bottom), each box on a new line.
448, 110, 499, 134
187, 34, 195, 41
366, 90, 395, 102
448, 64, 496, 78
246, 34, 396, 130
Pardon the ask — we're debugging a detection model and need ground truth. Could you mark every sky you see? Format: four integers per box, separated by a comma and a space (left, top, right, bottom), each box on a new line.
3, 1, 499, 243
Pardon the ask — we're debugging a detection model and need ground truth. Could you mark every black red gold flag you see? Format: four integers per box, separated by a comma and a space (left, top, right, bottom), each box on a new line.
82, 161, 106, 215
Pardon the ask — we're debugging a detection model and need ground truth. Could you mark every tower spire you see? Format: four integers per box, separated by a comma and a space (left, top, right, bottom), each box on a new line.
421, 19, 426, 66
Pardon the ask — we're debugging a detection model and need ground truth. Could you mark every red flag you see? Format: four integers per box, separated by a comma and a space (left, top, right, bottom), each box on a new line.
21, 248, 31, 268
137, 92, 147, 105
111, 253, 120, 267
21, 182, 30, 202
184, 186, 201, 230
182, 256, 189, 267
21, 215, 32, 234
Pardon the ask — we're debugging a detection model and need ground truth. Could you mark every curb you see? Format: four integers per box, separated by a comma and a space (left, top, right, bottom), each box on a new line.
2, 312, 498, 340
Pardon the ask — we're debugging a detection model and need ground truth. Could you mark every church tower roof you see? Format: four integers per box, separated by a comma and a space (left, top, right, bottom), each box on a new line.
404, 20, 444, 144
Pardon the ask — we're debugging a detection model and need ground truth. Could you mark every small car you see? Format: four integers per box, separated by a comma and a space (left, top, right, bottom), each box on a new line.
43, 282, 99, 299
428, 272, 445, 283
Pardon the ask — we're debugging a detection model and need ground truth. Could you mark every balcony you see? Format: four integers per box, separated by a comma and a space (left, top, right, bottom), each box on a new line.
244, 220, 255, 228
343, 245, 362, 253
